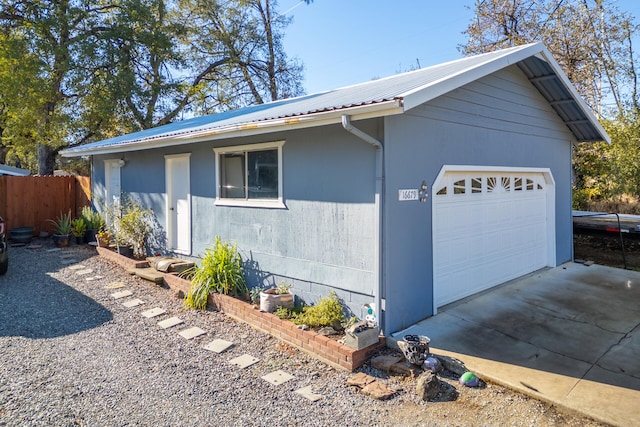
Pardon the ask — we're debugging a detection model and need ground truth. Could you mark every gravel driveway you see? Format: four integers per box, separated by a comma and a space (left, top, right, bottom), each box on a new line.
0, 242, 606, 426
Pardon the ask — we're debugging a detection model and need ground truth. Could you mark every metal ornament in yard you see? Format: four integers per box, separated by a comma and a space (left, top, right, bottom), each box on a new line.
401, 334, 431, 366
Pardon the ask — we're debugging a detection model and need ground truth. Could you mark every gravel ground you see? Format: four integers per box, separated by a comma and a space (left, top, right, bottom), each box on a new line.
0, 241, 607, 426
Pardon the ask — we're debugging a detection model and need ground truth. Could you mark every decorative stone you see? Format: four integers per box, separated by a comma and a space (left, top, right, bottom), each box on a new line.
435, 355, 468, 376
416, 371, 442, 401
459, 371, 480, 387
361, 381, 396, 400
317, 326, 339, 336
371, 354, 402, 372
346, 372, 376, 388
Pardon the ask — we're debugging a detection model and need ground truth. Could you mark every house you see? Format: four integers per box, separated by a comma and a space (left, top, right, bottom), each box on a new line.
61, 43, 609, 336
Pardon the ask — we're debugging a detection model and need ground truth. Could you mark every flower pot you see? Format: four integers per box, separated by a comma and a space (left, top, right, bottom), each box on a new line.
10, 227, 35, 244
52, 234, 71, 247
74, 235, 85, 244
86, 229, 99, 245
117, 245, 134, 258
259, 288, 294, 313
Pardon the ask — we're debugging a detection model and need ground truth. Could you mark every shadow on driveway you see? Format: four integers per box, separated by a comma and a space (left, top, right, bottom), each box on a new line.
0, 247, 113, 339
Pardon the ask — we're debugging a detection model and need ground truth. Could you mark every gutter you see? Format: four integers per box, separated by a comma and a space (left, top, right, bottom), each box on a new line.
341, 114, 385, 335
61, 100, 403, 157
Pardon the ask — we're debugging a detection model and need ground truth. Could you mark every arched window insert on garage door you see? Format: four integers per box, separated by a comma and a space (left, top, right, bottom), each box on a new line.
435, 175, 544, 196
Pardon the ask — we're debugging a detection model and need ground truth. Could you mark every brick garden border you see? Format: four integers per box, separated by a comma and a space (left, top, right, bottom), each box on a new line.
96, 247, 385, 371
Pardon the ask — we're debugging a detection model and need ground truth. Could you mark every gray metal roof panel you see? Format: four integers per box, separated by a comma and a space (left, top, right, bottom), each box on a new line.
62, 44, 608, 155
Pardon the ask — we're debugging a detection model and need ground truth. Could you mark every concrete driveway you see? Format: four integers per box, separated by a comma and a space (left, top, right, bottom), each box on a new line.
390, 262, 640, 427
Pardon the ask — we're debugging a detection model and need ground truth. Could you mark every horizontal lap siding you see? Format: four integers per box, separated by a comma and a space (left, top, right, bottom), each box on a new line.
383, 64, 574, 334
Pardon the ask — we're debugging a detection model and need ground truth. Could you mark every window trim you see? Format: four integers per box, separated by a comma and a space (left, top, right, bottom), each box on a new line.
214, 140, 285, 208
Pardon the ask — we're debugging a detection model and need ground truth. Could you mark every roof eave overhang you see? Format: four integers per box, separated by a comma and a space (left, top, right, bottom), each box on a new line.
60, 100, 404, 157
401, 43, 610, 144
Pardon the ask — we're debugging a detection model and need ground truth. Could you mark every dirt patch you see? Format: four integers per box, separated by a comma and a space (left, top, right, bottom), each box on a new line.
574, 232, 640, 270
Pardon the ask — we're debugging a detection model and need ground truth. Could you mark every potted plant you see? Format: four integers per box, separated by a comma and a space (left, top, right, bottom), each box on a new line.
81, 206, 104, 244
71, 218, 87, 244
47, 210, 72, 247
96, 229, 111, 247
114, 199, 151, 259
260, 281, 294, 313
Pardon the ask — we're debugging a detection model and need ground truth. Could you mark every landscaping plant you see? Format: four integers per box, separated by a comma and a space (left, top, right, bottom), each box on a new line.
81, 206, 104, 230
291, 291, 345, 328
47, 210, 72, 235
185, 236, 248, 310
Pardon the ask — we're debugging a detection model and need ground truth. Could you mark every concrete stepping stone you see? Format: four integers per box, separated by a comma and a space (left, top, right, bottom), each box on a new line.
262, 370, 294, 386
27, 245, 43, 250
111, 290, 133, 299
203, 339, 234, 354
133, 267, 164, 284
105, 282, 126, 289
122, 298, 145, 308
141, 307, 166, 318
228, 354, 260, 369
67, 265, 85, 270
61, 259, 78, 265
59, 253, 75, 259
294, 386, 324, 402
75, 269, 93, 275
178, 327, 206, 340
46, 248, 61, 252
85, 275, 104, 282
158, 316, 184, 329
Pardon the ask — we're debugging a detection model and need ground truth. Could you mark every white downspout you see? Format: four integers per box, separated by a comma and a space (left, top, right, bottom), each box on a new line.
341, 114, 384, 334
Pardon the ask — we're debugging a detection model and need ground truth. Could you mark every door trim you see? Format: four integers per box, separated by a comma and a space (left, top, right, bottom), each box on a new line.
165, 153, 191, 255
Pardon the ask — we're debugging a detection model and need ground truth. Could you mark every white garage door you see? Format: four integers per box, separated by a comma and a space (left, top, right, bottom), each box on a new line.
432, 167, 555, 308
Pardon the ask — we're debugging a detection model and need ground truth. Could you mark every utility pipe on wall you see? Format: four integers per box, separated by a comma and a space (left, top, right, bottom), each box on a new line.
341, 114, 385, 334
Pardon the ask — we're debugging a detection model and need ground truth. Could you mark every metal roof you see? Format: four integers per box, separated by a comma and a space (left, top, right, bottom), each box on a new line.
61, 43, 609, 157
0, 164, 30, 176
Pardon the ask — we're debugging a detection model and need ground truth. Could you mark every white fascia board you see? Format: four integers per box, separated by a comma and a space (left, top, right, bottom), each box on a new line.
535, 46, 611, 144
60, 100, 403, 157
401, 43, 543, 112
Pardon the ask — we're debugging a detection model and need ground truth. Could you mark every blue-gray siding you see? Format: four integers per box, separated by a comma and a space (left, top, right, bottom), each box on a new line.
382, 65, 574, 333
91, 64, 577, 336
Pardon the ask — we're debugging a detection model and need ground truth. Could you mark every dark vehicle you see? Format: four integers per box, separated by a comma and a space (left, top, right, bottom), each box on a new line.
0, 215, 7, 275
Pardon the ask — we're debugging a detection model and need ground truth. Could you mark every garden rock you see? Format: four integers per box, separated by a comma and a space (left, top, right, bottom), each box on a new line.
416, 371, 442, 401
317, 326, 339, 336
371, 354, 402, 372
435, 355, 468, 376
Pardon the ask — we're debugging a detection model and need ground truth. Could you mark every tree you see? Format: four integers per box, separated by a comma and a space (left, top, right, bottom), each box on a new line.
0, 0, 117, 174
0, 0, 305, 172
461, 0, 638, 117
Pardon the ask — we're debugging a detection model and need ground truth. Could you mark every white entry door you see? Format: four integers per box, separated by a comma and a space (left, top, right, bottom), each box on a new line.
432, 167, 555, 309
104, 159, 122, 227
165, 154, 191, 254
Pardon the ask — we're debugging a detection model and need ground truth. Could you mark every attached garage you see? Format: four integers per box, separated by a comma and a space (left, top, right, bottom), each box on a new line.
432, 167, 556, 310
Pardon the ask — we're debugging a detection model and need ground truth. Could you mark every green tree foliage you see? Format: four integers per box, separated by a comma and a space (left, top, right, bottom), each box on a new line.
0, 0, 304, 173
462, 0, 638, 115
462, 0, 640, 204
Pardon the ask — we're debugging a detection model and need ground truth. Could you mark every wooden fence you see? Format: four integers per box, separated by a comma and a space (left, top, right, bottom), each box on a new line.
0, 175, 91, 237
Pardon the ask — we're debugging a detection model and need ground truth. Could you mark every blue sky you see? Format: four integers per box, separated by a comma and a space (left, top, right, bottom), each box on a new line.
282, 0, 640, 95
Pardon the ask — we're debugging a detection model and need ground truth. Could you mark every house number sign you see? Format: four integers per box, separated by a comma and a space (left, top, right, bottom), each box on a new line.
398, 189, 419, 201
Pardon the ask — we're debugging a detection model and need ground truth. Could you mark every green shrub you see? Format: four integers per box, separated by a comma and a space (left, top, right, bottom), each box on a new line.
291, 291, 345, 328
81, 206, 105, 230
185, 237, 248, 310
274, 306, 292, 319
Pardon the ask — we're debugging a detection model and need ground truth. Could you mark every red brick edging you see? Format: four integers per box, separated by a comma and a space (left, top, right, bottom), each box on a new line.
96, 247, 385, 371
